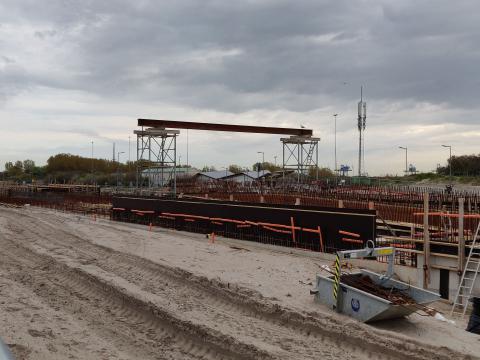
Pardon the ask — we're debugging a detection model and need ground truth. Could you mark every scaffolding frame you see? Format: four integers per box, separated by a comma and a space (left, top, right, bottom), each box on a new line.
134, 127, 179, 195
281, 136, 320, 183
132, 119, 318, 192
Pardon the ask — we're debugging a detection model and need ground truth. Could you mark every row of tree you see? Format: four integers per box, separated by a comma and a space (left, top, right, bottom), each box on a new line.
3, 153, 337, 185
46, 153, 132, 173
437, 154, 480, 177
4, 160, 46, 179
2, 154, 137, 184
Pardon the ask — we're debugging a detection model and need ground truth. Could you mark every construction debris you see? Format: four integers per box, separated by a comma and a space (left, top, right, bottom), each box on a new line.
340, 274, 415, 305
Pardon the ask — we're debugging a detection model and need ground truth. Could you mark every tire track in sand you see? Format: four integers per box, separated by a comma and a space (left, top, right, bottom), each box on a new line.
0, 236, 269, 359
1, 208, 473, 360
4, 212, 349, 359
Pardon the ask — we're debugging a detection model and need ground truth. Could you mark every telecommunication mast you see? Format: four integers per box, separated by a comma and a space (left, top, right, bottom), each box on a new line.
357, 86, 366, 176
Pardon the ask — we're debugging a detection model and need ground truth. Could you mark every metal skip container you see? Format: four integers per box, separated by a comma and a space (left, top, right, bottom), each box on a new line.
312, 269, 441, 323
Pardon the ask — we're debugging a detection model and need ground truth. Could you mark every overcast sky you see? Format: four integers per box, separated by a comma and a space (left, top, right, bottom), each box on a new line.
1, 0, 479, 175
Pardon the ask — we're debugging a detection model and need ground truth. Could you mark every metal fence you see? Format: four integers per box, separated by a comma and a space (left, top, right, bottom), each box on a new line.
0, 188, 112, 218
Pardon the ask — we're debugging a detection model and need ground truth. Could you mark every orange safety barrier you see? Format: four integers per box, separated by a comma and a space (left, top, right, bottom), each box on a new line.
257, 221, 301, 231
117, 208, 332, 253
161, 212, 210, 220
318, 226, 325, 253
301, 227, 320, 233
339, 230, 360, 238
262, 225, 292, 234
210, 217, 245, 224
341, 237, 363, 244
413, 212, 443, 216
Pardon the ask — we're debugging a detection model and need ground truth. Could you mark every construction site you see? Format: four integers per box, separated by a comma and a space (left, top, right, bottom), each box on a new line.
0, 118, 479, 360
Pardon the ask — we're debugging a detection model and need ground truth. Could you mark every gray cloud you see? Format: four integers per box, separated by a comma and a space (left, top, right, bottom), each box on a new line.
1, 0, 478, 113
0, 0, 480, 174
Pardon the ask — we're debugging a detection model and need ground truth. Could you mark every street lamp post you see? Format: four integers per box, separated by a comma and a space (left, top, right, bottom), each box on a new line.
128, 135, 131, 165
259, 151, 265, 164
117, 151, 125, 187
442, 145, 452, 180
257, 151, 264, 175
92, 140, 94, 182
257, 151, 264, 194
399, 146, 408, 175
117, 151, 125, 163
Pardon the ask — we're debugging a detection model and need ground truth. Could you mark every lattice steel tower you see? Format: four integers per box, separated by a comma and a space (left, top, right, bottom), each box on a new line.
357, 86, 367, 177
281, 135, 320, 182
134, 127, 178, 194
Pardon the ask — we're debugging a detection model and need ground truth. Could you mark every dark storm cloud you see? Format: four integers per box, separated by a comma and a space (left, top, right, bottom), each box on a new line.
1, 0, 479, 114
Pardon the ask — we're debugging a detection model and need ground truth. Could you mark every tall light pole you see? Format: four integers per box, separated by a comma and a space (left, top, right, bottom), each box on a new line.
399, 146, 408, 175
274, 155, 277, 167
128, 136, 131, 163
117, 151, 125, 164
257, 151, 264, 194
117, 151, 125, 187
442, 145, 452, 180
257, 151, 264, 172
91, 140, 94, 172
357, 86, 366, 177
91, 140, 94, 185
333, 114, 338, 175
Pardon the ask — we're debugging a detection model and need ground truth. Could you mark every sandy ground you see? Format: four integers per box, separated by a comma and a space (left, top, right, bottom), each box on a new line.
0, 206, 478, 359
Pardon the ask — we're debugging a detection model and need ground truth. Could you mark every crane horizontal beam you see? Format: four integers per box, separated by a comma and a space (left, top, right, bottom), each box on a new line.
137, 119, 312, 136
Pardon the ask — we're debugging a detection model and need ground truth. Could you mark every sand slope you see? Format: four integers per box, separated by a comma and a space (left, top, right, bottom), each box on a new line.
0, 207, 478, 359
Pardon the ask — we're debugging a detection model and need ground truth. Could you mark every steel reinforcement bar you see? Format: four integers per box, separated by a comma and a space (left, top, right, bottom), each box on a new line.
111, 196, 377, 254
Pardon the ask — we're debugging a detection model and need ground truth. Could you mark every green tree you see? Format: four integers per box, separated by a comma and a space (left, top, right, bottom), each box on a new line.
437, 153, 480, 176
32, 166, 46, 178
14, 160, 23, 171
23, 159, 35, 174
201, 165, 217, 172
308, 166, 334, 179
252, 162, 281, 172
228, 164, 243, 174
4, 162, 13, 172
3, 160, 25, 179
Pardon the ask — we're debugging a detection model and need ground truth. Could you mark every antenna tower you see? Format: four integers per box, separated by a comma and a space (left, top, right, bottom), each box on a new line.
357, 86, 367, 176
